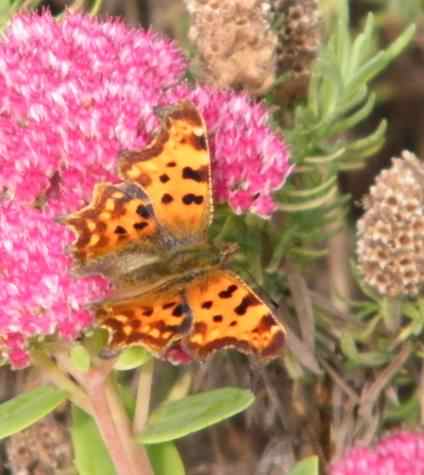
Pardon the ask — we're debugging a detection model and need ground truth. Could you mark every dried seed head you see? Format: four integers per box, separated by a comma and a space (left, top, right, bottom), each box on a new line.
185, 0, 277, 95
357, 151, 424, 297
270, 0, 321, 101
6, 414, 73, 474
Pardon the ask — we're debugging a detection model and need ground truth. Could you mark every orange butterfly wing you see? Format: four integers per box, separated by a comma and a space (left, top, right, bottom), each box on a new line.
119, 101, 211, 241
63, 101, 286, 361
62, 182, 163, 275
184, 270, 285, 359
95, 288, 192, 355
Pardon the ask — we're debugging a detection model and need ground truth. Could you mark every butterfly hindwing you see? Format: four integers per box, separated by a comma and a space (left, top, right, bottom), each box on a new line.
119, 101, 212, 241
95, 288, 192, 355
184, 270, 286, 359
63, 182, 163, 275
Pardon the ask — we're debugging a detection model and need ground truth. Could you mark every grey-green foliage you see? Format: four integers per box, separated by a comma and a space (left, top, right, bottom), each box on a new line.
274, 0, 415, 258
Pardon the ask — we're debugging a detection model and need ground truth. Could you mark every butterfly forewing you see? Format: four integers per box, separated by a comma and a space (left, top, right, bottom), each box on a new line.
95, 289, 192, 355
63, 182, 162, 269
184, 270, 286, 359
119, 101, 212, 242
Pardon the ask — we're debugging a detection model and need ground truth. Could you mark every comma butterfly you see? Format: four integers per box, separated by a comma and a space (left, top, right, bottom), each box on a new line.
63, 102, 286, 361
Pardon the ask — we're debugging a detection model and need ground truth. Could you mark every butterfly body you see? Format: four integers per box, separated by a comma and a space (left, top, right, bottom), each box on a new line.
63, 102, 286, 361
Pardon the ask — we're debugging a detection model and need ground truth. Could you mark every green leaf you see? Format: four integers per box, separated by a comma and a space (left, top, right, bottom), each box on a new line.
138, 388, 254, 445
340, 333, 389, 367
71, 406, 116, 475
350, 25, 415, 92
70, 343, 91, 372
348, 13, 375, 74
147, 443, 185, 475
114, 347, 152, 371
334, 0, 351, 77
331, 93, 376, 135
0, 385, 67, 439
288, 456, 319, 475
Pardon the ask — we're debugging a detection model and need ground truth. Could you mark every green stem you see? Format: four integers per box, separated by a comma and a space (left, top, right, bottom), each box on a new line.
133, 359, 154, 435
89, 0, 103, 15
30, 350, 93, 415
163, 370, 192, 403
381, 296, 401, 333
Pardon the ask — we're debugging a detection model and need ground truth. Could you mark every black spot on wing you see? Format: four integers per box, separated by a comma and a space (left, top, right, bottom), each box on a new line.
134, 222, 148, 231
182, 166, 208, 183
162, 193, 174, 204
114, 225, 127, 235
172, 304, 189, 317
218, 284, 238, 299
182, 193, 204, 205
201, 301, 213, 309
136, 204, 152, 219
142, 307, 153, 316
234, 294, 261, 316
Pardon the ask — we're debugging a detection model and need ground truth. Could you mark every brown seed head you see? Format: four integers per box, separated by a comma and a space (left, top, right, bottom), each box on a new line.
270, 0, 321, 101
185, 0, 277, 95
357, 151, 424, 297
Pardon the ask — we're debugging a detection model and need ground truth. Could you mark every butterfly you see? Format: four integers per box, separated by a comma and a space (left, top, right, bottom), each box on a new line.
63, 101, 286, 361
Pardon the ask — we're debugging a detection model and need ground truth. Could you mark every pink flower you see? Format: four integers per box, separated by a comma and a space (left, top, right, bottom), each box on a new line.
0, 12, 291, 366
167, 86, 292, 217
0, 12, 187, 213
0, 202, 109, 367
330, 431, 424, 475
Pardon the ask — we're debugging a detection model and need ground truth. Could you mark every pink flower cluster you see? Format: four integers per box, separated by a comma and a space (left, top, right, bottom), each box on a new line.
0, 203, 109, 367
0, 12, 291, 366
0, 12, 187, 213
330, 431, 424, 475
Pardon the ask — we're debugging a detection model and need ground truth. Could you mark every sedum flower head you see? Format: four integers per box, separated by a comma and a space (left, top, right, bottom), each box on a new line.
357, 151, 424, 297
0, 12, 291, 366
0, 202, 109, 367
0, 12, 188, 211
330, 431, 424, 475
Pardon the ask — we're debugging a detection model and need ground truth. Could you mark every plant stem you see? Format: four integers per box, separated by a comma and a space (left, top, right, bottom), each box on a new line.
106, 378, 154, 475
33, 347, 154, 473
381, 296, 401, 333
286, 260, 315, 351
30, 350, 93, 415
89, 0, 103, 16
79, 362, 154, 475
133, 359, 154, 434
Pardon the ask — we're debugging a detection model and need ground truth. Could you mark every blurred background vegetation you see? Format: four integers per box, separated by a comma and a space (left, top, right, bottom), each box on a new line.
1, 0, 423, 474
